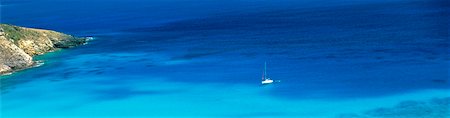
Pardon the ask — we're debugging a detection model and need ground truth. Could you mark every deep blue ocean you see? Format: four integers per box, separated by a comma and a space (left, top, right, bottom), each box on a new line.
1, 0, 449, 117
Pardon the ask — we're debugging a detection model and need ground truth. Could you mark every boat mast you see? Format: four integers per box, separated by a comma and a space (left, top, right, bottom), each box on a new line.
264, 62, 267, 79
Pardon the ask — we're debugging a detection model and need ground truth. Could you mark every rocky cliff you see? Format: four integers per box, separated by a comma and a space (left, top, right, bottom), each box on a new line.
0, 24, 87, 75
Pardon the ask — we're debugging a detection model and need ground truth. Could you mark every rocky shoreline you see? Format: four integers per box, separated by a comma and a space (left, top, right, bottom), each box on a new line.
0, 24, 88, 75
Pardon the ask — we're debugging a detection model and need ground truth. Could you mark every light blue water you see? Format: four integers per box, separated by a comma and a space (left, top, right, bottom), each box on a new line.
1, 0, 449, 117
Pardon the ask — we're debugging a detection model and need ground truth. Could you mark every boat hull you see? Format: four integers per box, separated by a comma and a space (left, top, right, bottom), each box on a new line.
261, 79, 273, 84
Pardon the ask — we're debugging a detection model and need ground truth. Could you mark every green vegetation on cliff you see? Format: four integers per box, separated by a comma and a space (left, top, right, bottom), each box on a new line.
1, 24, 29, 42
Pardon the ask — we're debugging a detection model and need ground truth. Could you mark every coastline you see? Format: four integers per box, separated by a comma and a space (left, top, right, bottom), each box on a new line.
0, 24, 90, 75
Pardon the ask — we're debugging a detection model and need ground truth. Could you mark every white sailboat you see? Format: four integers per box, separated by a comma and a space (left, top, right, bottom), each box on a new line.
261, 62, 274, 84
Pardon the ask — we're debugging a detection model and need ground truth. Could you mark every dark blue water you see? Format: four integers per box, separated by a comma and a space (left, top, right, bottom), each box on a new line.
1, 0, 449, 117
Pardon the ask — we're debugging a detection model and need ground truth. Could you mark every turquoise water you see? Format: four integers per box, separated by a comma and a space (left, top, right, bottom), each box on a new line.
1, 0, 449, 117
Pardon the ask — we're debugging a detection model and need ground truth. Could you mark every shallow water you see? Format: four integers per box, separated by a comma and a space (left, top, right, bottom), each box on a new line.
1, 0, 449, 117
